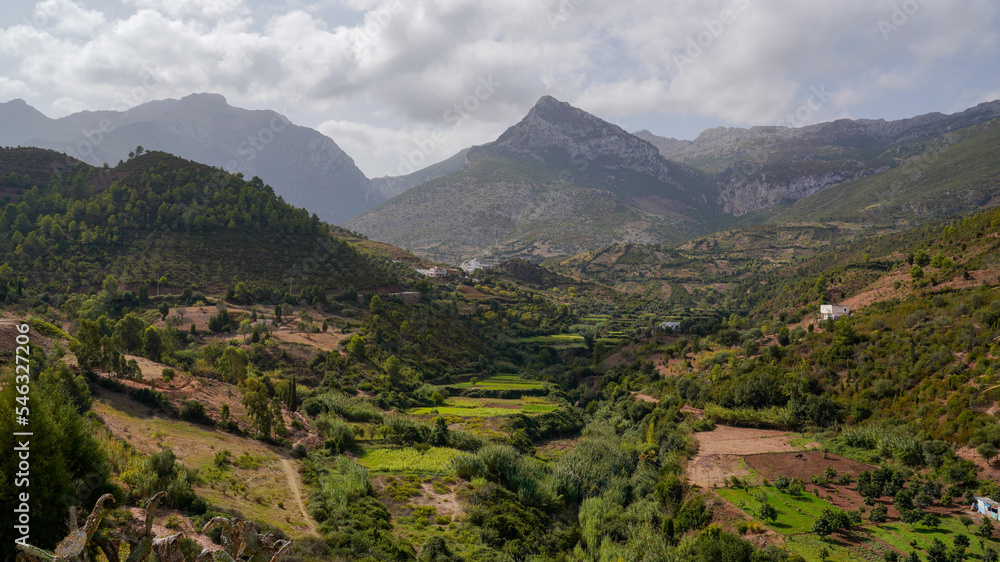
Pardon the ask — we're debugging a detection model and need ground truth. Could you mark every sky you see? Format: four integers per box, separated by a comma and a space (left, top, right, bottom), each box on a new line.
1, 0, 999, 178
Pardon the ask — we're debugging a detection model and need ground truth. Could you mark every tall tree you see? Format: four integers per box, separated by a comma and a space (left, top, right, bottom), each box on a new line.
241, 377, 274, 440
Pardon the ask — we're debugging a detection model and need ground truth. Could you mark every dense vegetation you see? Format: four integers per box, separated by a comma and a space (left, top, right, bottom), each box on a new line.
6, 146, 1000, 561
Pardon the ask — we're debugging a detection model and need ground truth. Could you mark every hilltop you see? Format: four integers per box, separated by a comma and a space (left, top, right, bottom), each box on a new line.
0, 147, 407, 295
0, 94, 375, 224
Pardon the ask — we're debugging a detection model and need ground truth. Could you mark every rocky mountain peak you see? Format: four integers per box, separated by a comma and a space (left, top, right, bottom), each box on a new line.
494, 96, 681, 187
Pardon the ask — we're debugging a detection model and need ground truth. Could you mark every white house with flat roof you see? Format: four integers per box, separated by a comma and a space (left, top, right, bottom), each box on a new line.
820, 304, 851, 320
975, 497, 1000, 520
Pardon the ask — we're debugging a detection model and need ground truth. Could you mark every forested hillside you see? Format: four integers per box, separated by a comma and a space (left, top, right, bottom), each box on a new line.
0, 148, 404, 299
5, 148, 1000, 562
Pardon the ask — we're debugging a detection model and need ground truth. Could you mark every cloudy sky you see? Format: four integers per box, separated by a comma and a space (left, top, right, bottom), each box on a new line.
1, 0, 999, 177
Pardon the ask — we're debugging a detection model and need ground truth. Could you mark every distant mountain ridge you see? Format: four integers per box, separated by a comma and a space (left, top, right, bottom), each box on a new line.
347, 96, 719, 261
351, 95, 1000, 261
636, 100, 1000, 216
0, 94, 378, 225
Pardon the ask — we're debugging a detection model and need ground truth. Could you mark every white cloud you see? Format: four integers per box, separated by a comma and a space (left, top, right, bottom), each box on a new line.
317, 116, 505, 177
0, 0, 998, 172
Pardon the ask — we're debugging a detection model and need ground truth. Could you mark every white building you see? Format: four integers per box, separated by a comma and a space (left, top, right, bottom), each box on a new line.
460, 259, 487, 273
416, 266, 448, 278
819, 304, 851, 320
658, 321, 681, 331
975, 497, 999, 520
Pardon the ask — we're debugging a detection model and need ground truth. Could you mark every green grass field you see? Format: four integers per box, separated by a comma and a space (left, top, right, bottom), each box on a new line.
409, 396, 558, 417
356, 446, 461, 474
517, 334, 586, 348
447, 374, 547, 390
717, 487, 833, 534
718, 486, 1000, 560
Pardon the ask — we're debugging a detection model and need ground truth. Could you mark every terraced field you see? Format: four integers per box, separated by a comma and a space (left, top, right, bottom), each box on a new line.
355, 446, 461, 475
408, 396, 558, 417
446, 374, 546, 391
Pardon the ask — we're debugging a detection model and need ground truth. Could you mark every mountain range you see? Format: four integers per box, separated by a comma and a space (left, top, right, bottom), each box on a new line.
5, 93, 1000, 261
348, 95, 1000, 261
0, 94, 375, 225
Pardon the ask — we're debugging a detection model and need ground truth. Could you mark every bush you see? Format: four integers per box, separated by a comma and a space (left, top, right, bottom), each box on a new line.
178, 400, 211, 424
315, 415, 355, 453
451, 453, 486, 480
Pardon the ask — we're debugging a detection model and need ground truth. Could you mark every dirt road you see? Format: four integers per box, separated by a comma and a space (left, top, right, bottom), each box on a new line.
280, 458, 317, 535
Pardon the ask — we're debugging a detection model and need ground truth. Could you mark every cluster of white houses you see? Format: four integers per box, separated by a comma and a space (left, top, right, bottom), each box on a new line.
414, 259, 490, 277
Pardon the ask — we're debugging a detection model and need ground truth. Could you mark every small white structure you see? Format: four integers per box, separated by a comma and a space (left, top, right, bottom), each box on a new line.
819, 304, 851, 320
460, 259, 487, 273
658, 321, 681, 331
975, 497, 1000, 520
415, 266, 448, 278
253, 318, 272, 326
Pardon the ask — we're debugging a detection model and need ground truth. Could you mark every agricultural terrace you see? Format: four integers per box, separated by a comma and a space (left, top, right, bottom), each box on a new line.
408, 396, 559, 417
446, 374, 547, 391
356, 446, 461, 475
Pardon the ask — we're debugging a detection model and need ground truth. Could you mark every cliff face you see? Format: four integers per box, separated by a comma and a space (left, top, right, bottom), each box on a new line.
639, 99, 1000, 215
717, 166, 888, 216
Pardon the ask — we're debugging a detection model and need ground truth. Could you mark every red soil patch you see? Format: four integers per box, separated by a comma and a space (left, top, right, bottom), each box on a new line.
695, 426, 816, 456
744, 450, 873, 483
688, 454, 751, 488
681, 405, 705, 419
687, 426, 820, 488
957, 446, 1000, 482
745, 450, 981, 523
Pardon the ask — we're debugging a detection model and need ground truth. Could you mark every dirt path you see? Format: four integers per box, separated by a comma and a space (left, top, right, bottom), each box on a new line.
280, 459, 317, 535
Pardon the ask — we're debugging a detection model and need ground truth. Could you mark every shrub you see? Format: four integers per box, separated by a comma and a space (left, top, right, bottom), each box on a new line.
178, 400, 210, 424
315, 415, 356, 453
451, 452, 486, 480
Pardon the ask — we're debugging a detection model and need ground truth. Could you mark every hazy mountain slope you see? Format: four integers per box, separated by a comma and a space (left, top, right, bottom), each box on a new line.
347, 96, 718, 261
0, 94, 375, 225
770, 117, 1000, 224
368, 147, 471, 201
638, 100, 1000, 216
